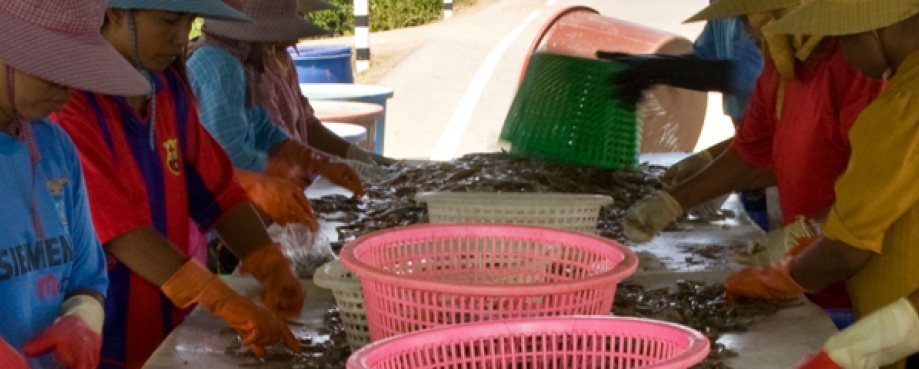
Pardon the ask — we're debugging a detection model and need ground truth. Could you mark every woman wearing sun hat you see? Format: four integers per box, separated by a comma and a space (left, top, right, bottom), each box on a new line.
50, 1, 309, 368
0, 0, 150, 368
723, 0, 919, 368
186, 0, 365, 199
258, 0, 399, 171
620, 0, 882, 328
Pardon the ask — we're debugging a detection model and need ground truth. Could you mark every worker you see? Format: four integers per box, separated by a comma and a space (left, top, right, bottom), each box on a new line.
0, 0, 151, 368
50, 1, 308, 368
728, 0, 919, 367
186, 0, 366, 196
619, 0, 883, 329
598, 0, 773, 229
261, 0, 398, 169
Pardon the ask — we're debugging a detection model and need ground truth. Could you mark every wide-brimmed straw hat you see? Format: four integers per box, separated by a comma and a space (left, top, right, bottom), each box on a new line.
297, 0, 339, 13
205, 0, 330, 42
108, 0, 252, 21
767, 0, 919, 36
0, 0, 150, 96
684, 0, 800, 23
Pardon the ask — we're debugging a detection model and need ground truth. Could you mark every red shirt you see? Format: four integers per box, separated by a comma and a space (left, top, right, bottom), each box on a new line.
52, 67, 248, 369
731, 39, 883, 224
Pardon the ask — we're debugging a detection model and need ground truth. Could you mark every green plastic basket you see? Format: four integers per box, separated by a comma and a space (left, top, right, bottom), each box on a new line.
501, 52, 641, 169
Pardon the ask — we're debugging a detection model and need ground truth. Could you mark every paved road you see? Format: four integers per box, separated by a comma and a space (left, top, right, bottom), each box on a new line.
306, 0, 736, 160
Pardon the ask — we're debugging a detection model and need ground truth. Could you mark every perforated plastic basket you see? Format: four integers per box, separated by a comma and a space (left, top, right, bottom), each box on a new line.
347, 316, 710, 369
501, 52, 641, 169
339, 224, 639, 341
416, 192, 613, 234
313, 260, 371, 351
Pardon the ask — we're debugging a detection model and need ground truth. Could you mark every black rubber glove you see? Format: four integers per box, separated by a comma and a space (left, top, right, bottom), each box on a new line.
596, 51, 732, 105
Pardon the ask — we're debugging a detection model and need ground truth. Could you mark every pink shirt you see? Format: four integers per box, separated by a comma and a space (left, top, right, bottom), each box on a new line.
263, 52, 320, 142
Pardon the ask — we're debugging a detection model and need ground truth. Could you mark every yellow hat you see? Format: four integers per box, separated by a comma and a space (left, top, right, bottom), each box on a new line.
767, 0, 919, 36
684, 0, 800, 23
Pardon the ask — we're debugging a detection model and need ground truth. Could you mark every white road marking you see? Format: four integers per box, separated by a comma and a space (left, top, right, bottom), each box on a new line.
430, 10, 542, 160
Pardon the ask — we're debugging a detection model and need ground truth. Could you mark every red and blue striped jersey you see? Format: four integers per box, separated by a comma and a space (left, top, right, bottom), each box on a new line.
51, 66, 248, 369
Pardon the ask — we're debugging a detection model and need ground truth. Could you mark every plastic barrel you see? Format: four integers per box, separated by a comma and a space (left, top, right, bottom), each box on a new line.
322, 122, 368, 145
291, 44, 355, 84
521, 6, 708, 154
300, 83, 394, 155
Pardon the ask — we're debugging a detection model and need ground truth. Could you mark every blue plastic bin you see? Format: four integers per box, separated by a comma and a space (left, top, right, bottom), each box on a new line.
299, 83, 395, 155
290, 45, 354, 84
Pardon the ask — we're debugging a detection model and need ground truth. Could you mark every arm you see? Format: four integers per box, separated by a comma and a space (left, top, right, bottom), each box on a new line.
187, 47, 289, 172
726, 92, 919, 301
669, 148, 775, 210
213, 203, 273, 260
306, 116, 350, 158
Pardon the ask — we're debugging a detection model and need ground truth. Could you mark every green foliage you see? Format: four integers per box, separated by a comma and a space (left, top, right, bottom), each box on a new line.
307, 0, 475, 37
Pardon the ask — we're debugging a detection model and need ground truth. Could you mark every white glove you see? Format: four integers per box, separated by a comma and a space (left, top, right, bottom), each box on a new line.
340, 158, 388, 182
736, 216, 819, 266
345, 144, 397, 166
824, 297, 919, 369
661, 150, 713, 187
622, 191, 684, 243
60, 294, 105, 334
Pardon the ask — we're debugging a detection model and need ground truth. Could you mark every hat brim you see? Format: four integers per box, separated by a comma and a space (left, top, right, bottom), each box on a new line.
108, 0, 252, 22
206, 15, 330, 42
766, 0, 919, 36
684, 0, 799, 23
298, 0, 339, 13
0, 12, 150, 96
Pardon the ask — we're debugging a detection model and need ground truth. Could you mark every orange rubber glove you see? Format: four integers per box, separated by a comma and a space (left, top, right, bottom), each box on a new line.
161, 259, 301, 357
0, 336, 27, 369
725, 258, 810, 300
795, 351, 841, 369
22, 315, 101, 369
266, 140, 364, 196
787, 235, 819, 258
235, 170, 319, 231
239, 243, 307, 319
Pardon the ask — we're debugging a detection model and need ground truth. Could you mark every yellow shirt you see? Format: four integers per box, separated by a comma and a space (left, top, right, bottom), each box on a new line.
823, 51, 919, 369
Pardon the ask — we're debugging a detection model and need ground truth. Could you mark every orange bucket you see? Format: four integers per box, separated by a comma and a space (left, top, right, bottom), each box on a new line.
521, 6, 708, 153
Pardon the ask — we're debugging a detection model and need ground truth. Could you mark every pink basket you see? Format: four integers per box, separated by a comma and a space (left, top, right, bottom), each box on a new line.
339, 224, 639, 341
347, 316, 710, 369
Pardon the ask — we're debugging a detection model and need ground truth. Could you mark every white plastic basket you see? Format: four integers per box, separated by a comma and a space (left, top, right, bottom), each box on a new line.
313, 260, 370, 351
415, 192, 614, 234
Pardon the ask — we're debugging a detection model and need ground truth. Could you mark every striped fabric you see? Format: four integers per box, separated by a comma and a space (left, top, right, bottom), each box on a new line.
52, 66, 249, 369
692, 16, 764, 123
187, 45, 291, 173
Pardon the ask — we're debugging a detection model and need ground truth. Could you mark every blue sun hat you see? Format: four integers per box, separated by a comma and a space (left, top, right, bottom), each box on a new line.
108, 0, 253, 21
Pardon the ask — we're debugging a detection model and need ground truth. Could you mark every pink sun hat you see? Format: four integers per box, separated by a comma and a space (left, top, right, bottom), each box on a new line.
205, 0, 330, 42
0, 0, 151, 96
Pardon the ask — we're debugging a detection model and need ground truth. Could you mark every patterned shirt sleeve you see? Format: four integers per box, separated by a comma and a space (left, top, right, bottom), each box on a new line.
187, 46, 290, 172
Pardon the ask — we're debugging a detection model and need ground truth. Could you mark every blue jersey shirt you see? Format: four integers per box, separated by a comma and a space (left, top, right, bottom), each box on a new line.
692, 16, 764, 124
0, 120, 109, 368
